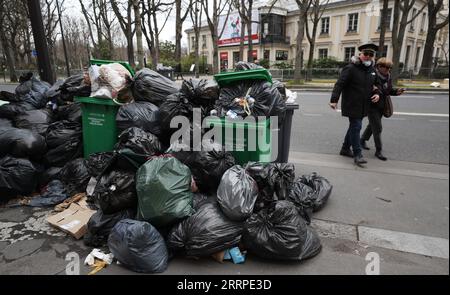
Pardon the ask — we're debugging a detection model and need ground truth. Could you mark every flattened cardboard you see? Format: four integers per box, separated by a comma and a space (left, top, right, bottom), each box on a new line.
47, 202, 96, 239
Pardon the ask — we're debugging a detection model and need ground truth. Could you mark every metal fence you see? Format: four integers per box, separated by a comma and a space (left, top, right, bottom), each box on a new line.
2, 66, 448, 83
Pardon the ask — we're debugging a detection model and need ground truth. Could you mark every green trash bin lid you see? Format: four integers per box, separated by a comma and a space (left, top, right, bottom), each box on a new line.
89, 58, 135, 76
214, 68, 272, 87
74, 96, 122, 106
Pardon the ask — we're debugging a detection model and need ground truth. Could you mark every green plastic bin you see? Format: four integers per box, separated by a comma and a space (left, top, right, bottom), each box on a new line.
74, 59, 134, 158
214, 68, 272, 87
206, 117, 272, 165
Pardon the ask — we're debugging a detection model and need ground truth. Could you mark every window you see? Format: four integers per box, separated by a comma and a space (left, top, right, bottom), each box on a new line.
405, 45, 411, 70
264, 50, 270, 60
191, 36, 195, 49
344, 47, 355, 61
414, 46, 421, 70
420, 13, 426, 32
276, 50, 288, 61
378, 8, 392, 30
319, 48, 328, 59
321, 17, 330, 34
347, 13, 358, 32
410, 8, 417, 31
202, 35, 207, 49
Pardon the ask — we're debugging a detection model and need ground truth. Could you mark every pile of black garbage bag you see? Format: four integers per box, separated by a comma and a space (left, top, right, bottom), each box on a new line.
0, 63, 332, 274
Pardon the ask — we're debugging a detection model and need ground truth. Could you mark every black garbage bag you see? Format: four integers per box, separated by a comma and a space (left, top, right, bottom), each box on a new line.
180, 79, 219, 107
38, 166, 62, 188
115, 127, 162, 156
159, 92, 193, 134
136, 156, 194, 228
287, 180, 315, 223
14, 109, 53, 135
167, 198, 243, 257
0, 91, 18, 102
217, 165, 258, 221
44, 136, 83, 167
0, 102, 35, 120
44, 79, 64, 101
59, 158, 90, 197
0, 128, 47, 159
192, 193, 210, 210
298, 172, 332, 212
55, 103, 81, 123
94, 169, 137, 214
28, 180, 68, 207
84, 208, 136, 247
244, 162, 274, 210
272, 80, 287, 100
267, 163, 295, 200
242, 200, 322, 261
45, 120, 81, 149
234, 61, 263, 71
15, 74, 50, 108
86, 152, 116, 178
59, 74, 91, 101
116, 101, 161, 135
108, 219, 169, 273
0, 156, 39, 198
0, 118, 13, 130
216, 80, 279, 118
172, 141, 235, 194
131, 68, 178, 106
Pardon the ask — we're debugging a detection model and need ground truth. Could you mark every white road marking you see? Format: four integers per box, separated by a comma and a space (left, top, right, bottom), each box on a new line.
335, 110, 449, 117
302, 113, 323, 116
429, 119, 449, 123
358, 226, 449, 259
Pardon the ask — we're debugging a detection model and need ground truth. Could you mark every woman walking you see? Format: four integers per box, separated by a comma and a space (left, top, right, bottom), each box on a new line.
360, 58, 405, 161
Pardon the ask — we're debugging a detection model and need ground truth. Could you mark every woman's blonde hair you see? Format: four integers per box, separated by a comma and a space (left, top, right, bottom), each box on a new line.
376, 57, 393, 68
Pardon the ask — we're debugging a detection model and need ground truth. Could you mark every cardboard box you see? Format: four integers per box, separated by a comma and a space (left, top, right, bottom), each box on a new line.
47, 202, 96, 239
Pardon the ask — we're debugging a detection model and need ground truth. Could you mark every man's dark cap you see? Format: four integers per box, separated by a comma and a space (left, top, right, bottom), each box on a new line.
358, 43, 379, 52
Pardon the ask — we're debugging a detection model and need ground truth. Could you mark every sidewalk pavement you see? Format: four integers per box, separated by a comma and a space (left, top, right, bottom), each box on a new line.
0, 151, 448, 275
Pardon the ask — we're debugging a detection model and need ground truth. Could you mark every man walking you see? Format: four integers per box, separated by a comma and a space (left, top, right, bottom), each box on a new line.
329, 43, 380, 167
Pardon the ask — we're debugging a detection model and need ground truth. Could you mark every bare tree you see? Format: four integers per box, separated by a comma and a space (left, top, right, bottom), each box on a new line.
305, 0, 329, 81
378, 0, 389, 58
391, 0, 426, 83
419, 0, 449, 76
294, 0, 311, 83
0, 0, 18, 81
202, 0, 231, 74
133, 0, 144, 68
141, 0, 174, 68
231, 0, 246, 61
190, 0, 202, 77
111, 0, 135, 65
175, 0, 192, 65
98, 0, 117, 58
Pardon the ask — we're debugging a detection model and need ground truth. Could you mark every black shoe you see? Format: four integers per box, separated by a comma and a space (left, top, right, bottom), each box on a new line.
354, 154, 367, 166
340, 148, 354, 158
375, 151, 387, 161
360, 140, 370, 150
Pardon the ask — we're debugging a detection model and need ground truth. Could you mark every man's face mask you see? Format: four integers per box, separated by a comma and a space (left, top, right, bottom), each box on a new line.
363, 60, 372, 67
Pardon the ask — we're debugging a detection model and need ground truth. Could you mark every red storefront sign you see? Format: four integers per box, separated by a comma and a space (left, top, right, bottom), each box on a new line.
220, 52, 228, 60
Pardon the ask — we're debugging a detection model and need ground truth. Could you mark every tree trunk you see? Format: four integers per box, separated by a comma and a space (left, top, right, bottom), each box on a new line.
0, 38, 18, 82
420, 28, 438, 77
239, 22, 245, 61
246, 1, 253, 62
133, 0, 144, 69
151, 7, 160, 67
306, 39, 315, 81
378, 0, 389, 58
294, 14, 306, 83
175, 0, 183, 63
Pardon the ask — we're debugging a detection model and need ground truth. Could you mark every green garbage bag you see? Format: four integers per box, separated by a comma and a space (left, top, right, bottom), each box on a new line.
136, 155, 194, 228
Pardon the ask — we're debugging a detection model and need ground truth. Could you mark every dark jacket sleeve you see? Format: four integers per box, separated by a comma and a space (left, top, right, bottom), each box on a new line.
330, 65, 351, 103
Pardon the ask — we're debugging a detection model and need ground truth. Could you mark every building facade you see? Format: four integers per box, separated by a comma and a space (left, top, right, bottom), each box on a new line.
185, 0, 449, 73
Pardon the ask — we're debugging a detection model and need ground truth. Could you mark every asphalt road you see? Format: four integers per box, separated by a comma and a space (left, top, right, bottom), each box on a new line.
290, 92, 449, 165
